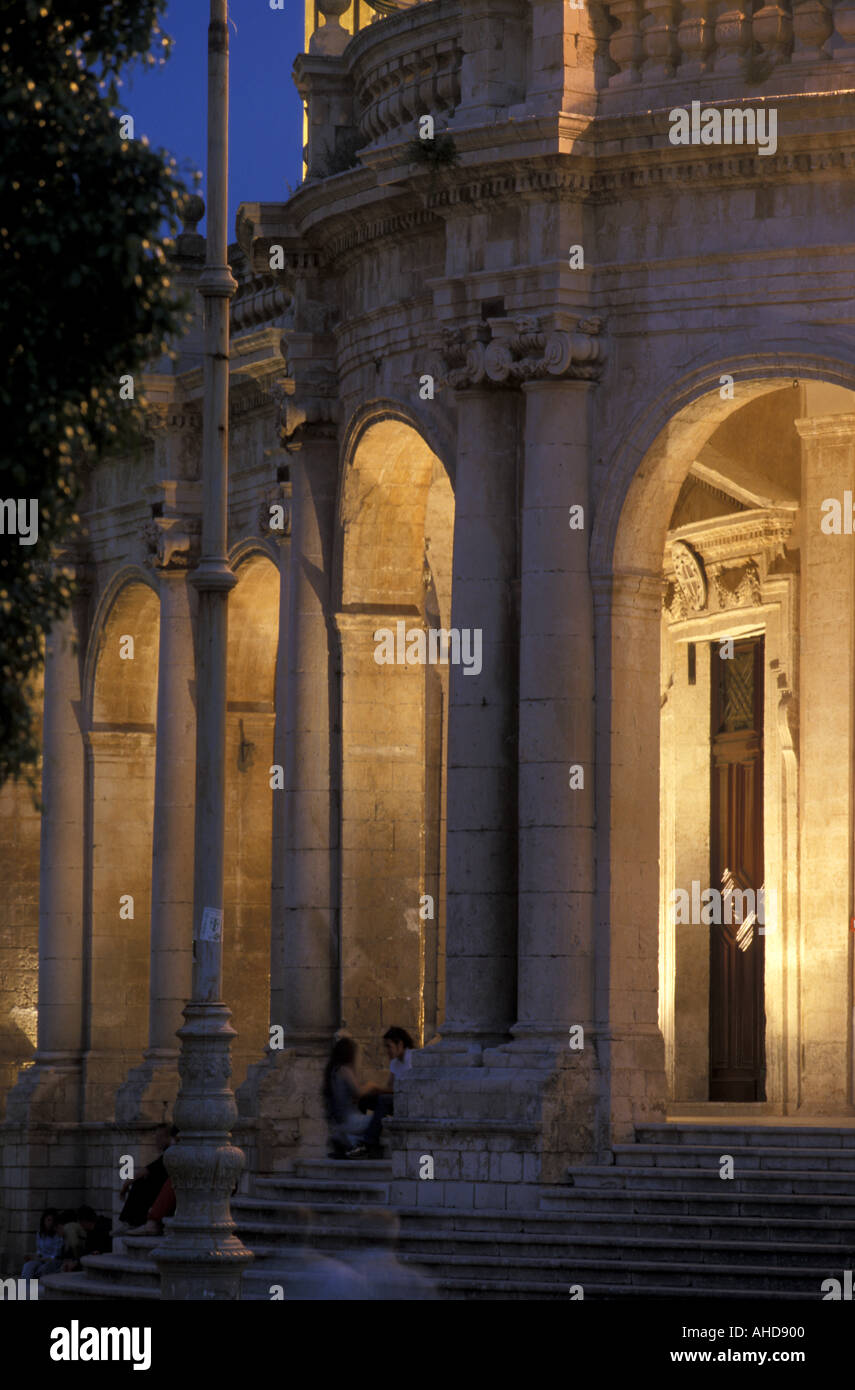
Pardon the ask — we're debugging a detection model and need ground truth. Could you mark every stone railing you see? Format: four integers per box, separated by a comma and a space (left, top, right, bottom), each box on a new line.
602, 0, 855, 103
347, 0, 463, 147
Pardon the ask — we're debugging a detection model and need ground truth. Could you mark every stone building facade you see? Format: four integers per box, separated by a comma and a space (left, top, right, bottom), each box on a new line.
3, 0, 855, 1274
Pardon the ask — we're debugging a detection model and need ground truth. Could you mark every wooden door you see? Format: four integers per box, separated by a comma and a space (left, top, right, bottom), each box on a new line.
709, 637, 766, 1102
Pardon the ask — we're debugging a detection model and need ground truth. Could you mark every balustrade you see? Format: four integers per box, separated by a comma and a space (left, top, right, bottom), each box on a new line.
606, 0, 853, 89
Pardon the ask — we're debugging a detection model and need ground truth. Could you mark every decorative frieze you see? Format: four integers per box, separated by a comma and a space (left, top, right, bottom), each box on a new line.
142, 405, 203, 441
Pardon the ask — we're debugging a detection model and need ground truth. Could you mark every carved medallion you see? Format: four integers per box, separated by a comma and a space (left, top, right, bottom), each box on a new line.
671, 540, 707, 612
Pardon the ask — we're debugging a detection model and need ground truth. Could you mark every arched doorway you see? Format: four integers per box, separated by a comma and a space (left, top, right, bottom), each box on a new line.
87, 576, 160, 1119
337, 413, 454, 1068
598, 374, 855, 1141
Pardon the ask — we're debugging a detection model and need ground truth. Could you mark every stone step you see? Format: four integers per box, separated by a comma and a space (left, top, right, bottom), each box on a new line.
568, 1164, 855, 1195
241, 1238, 839, 1294
432, 1277, 811, 1301
391, 1250, 835, 1294
234, 1214, 849, 1269
234, 1194, 855, 1247
541, 1185, 855, 1219
111, 1234, 161, 1261
286, 1158, 392, 1180
614, 1142, 855, 1171
637, 1124, 855, 1149
72, 1253, 159, 1288
39, 1269, 159, 1301
253, 1176, 389, 1204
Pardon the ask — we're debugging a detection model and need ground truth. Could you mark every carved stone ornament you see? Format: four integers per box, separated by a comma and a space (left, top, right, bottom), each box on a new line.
143, 515, 201, 571
435, 314, 605, 390
671, 540, 708, 612
709, 558, 762, 609
271, 370, 338, 449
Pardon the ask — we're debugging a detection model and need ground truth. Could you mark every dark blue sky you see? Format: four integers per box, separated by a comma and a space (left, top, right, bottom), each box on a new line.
122, 3, 306, 237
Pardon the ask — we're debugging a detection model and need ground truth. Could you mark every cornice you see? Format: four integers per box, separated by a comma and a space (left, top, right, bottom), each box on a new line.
258, 77, 855, 268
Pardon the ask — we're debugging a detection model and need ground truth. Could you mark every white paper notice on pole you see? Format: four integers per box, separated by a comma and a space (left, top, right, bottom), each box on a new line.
198, 907, 223, 942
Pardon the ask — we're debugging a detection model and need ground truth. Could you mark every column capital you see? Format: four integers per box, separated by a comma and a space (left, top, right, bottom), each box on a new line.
434, 313, 605, 390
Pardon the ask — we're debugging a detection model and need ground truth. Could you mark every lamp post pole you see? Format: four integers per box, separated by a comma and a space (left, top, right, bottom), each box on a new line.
153, 0, 252, 1300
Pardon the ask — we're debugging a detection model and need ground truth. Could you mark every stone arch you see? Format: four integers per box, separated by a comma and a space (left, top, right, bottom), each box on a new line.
597, 361, 855, 1141
224, 547, 280, 1086
86, 573, 160, 1119
591, 344, 855, 577
84, 565, 159, 721
336, 405, 455, 1064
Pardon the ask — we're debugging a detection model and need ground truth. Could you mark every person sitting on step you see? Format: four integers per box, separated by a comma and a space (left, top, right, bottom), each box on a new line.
21, 1207, 64, 1280
116, 1123, 177, 1232
359, 1026, 416, 1154
322, 1035, 375, 1159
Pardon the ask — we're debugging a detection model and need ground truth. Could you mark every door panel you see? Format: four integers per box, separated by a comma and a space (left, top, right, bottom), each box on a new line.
709, 637, 766, 1102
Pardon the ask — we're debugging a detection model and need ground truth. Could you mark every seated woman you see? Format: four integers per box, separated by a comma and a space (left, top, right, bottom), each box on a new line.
322, 1036, 376, 1159
21, 1208, 63, 1280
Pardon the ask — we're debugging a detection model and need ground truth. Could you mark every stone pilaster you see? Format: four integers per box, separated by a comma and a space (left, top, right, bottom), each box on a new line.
594, 570, 667, 1144
794, 409, 855, 1115
237, 419, 340, 1169
261, 481, 292, 1036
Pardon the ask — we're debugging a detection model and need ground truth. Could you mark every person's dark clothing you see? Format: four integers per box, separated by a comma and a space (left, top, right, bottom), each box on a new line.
119, 1155, 167, 1226
364, 1092, 393, 1146
83, 1216, 112, 1257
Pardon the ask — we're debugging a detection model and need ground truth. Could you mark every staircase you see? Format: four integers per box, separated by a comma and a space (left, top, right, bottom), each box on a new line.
39, 1123, 855, 1300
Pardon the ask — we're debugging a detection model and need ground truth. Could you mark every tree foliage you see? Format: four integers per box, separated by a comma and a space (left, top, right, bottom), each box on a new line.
0, 0, 190, 787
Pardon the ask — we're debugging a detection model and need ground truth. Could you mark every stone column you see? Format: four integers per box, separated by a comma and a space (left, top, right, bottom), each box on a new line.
35, 594, 87, 1074
795, 407, 855, 1114
264, 483, 291, 1036
513, 378, 596, 1043
441, 388, 520, 1045
3, 571, 88, 1256
5, 568, 88, 1135
280, 435, 340, 1044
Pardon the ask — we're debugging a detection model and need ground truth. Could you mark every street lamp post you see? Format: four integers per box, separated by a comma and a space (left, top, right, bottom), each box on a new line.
153, 0, 253, 1300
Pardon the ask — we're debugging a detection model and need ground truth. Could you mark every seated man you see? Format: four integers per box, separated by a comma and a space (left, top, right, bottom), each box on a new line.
58, 1210, 85, 1272
62, 1206, 112, 1271
361, 1026, 415, 1153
